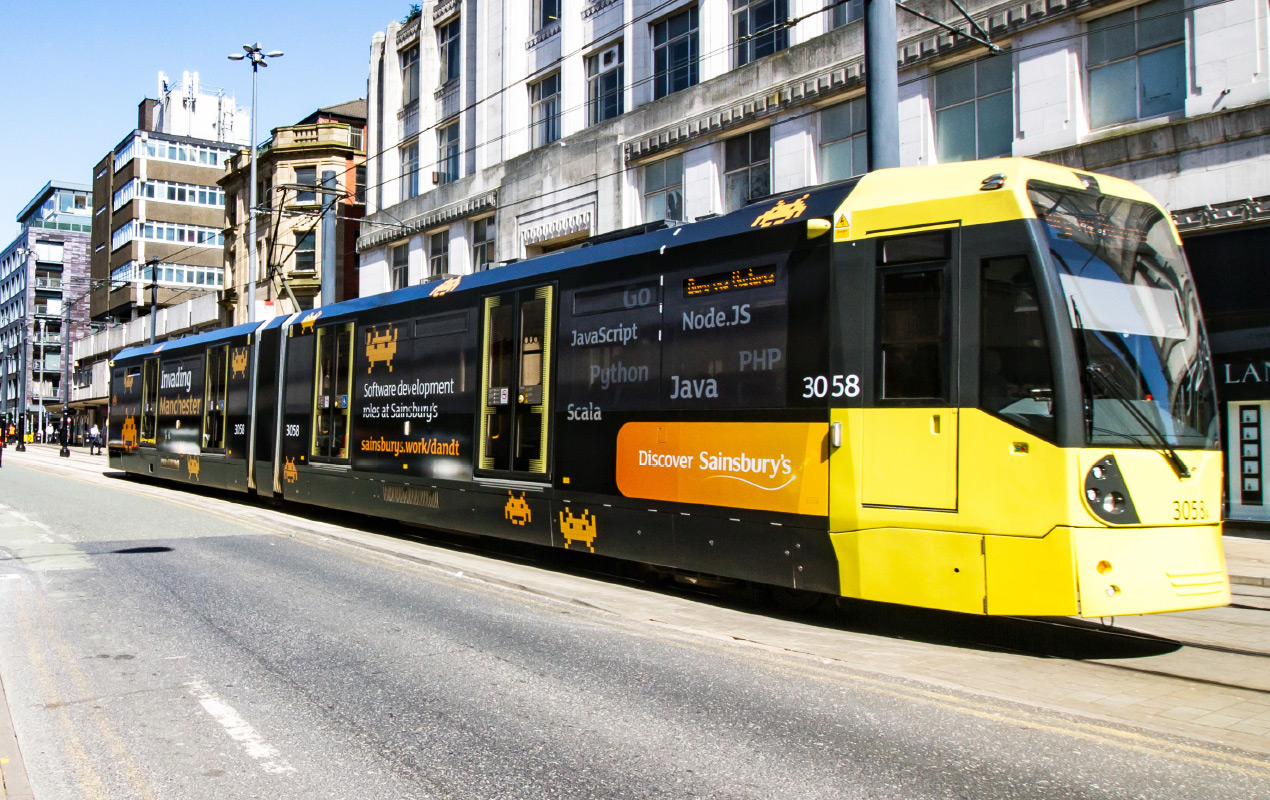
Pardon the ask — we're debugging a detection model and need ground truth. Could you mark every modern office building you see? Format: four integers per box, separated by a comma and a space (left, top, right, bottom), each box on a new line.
220, 100, 368, 323
0, 181, 92, 441
358, 0, 1267, 520
89, 70, 249, 324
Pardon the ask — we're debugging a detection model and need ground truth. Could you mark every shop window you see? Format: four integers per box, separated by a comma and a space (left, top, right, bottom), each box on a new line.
1088, 0, 1185, 128
724, 128, 770, 211
935, 53, 1012, 164
734, 0, 789, 67
644, 154, 683, 223
587, 43, 624, 125
653, 6, 698, 99
820, 97, 867, 182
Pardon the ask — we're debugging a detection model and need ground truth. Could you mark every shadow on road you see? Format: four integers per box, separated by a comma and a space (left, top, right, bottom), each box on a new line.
106, 472, 1183, 662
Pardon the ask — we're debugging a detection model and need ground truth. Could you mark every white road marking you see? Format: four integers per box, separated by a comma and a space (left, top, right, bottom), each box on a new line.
185, 679, 296, 775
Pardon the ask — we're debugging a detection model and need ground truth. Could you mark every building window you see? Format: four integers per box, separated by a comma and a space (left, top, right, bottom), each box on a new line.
821, 96, 867, 182
653, 7, 699, 99
429, 231, 450, 276
295, 231, 316, 272
533, 0, 560, 32
733, 0, 789, 68
355, 165, 367, 204
724, 128, 770, 211
438, 123, 460, 185
473, 216, 496, 270
934, 53, 1012, 164
438, 18, 461, 84
391, 244, 409, 290
401, 44, 420, 106
295, 166, 317, 204
401, 143, 419, 200
350, 127, 364, 151
587, 44, 624, 125
530, 73, 561, 147
1087, 0, 1185, 129
643, 154, 684, 223
830, 0, 863, 28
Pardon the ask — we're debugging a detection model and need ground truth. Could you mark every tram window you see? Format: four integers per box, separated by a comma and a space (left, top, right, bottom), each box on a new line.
203, 345, 229, 450
980, 256, 1055, 439
515, 298, 547, 471
560, 278, 662, 410
879, 231, 950, 264
141, 359, 159, 445
484, 303, 514, 466
520, 299, 544, 390
877, 268, 948, 401
664, 260, 788, 409
311, 323, 354, 461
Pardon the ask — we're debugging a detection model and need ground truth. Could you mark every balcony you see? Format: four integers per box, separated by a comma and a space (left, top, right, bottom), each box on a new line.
398, 101, 420, 141
35, 277, 62, 290
435, 80, 460, 122
272, 122, 359, 151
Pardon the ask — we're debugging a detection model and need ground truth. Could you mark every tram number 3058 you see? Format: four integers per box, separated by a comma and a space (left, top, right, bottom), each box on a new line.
802, 374, 860, 399
1172, 499, 1209, 521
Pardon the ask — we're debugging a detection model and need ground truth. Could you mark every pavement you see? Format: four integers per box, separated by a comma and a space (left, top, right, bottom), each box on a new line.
2, 441, 1270, 796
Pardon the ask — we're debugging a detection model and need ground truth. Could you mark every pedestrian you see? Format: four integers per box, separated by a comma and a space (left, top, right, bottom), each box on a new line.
90, 423, 102, 455
46, 422, 54, 443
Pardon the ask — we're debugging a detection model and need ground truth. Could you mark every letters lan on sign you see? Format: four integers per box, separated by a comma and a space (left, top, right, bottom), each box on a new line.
750, 194, 809, 228
365, 325, 399, 373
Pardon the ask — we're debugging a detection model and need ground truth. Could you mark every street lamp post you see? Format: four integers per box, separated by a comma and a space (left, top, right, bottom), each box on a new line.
229, 43, 283, 325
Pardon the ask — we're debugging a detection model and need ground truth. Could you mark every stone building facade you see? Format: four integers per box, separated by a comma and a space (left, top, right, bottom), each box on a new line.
351, 0, 1265, 517
220, 101, 368, 323
0, 182, 93, 440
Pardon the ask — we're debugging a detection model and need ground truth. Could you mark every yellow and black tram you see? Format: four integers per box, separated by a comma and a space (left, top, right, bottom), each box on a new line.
109, 158, 1229, 617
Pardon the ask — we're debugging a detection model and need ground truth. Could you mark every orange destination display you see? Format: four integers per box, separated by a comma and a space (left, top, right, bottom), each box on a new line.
615, 422, 828, 515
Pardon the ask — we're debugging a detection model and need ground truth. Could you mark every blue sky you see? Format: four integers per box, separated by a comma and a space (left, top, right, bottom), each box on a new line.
0, 0, 411, 239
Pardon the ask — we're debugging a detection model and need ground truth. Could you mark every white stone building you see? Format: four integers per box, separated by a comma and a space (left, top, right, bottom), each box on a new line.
359, 0, 1270, 518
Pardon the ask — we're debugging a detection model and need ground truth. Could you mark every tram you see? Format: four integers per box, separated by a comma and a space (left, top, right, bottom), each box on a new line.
109, 158, 1229, 617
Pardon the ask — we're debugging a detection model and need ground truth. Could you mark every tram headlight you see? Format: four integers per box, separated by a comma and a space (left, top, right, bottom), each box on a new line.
1101, 492, 1125, 514
1083, 456, 1141, 524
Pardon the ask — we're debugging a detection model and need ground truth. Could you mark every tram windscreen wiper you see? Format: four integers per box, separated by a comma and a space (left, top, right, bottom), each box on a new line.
1086, 363, 1191, 479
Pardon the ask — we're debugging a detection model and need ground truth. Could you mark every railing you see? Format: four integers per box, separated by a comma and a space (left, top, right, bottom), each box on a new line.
35, 278, 62, 290
71, 292, 226, 362
398, 101, 420, 141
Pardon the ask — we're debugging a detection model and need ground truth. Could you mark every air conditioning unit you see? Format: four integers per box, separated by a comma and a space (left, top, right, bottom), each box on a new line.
432, 171, 441, 184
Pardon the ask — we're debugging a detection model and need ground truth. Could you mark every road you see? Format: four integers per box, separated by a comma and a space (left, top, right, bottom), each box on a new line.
0, 451, 1267, 799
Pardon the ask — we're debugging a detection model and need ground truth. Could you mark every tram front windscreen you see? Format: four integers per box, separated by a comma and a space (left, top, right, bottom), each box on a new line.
1029, 182, 1218, 450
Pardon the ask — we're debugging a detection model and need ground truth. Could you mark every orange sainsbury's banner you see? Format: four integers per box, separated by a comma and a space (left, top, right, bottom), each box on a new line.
615, 422, 828, 515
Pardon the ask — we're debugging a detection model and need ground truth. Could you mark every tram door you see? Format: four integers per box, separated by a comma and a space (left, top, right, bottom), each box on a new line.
861, 230, 959, 510
477, 286, 554, 478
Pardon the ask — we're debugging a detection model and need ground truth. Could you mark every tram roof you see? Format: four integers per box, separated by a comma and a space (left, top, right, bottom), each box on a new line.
113, 158, 1166, 363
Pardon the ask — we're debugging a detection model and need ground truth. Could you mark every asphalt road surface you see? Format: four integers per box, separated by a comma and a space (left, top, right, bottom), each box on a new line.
0, 460, 1265, 799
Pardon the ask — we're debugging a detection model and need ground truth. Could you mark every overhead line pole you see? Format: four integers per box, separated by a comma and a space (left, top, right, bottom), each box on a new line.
865, 0, 901, 171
